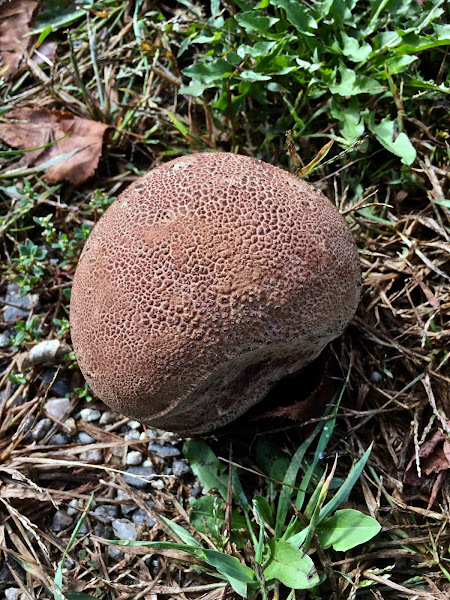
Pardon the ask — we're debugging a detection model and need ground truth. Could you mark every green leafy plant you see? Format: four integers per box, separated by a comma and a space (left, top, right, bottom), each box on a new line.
71, 381, 93, 403
34, 214, 91, 268
178, 0, 449, 164
109, 385, 381, 597
8, 316, 43, 349
12, 239, 48, 295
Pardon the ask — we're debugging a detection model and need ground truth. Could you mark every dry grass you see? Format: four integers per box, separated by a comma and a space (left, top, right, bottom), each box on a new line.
0, 1, 449, 599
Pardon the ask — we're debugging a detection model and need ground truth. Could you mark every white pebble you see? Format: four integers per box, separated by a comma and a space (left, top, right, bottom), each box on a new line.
127, 420, 141, 429
124, 429, 140, 441
67, 499, 79, 516
99, 410, 118, 425
112, 519, 138, 541
44, 398, 71, 420
126, 451, 143, 465
150, 479, 165, 490
63, 417, 77, 435
79, 408, 101, 422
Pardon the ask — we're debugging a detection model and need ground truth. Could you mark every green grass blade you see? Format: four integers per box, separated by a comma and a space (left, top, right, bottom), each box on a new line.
159, 514, 203, 547
318, 443, 373, 523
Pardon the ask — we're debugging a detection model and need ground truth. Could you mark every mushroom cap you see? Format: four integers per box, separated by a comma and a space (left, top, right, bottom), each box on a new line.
70, 153, 361, 433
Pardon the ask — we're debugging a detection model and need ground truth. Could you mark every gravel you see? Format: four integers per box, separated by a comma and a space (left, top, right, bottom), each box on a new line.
126, 450, 143, 465
94, 505, 119, 523
172, 459, 192, 478
63, 417, 77, 436
99, 410, 117, 425
3, 284, 39, 322
116, 490, 135, 515
67, 499, 79, 516
30, 418, 52, 441
107, 546, 124, 561
131, 509, 156, 527
93, 523, 113, 538
148, 442, 180, 458
44, 397, 71, 420
0, 332, 10, 347
52, 510, 74, 532
79, 408, 101, 422
112, 519, 137, 541
48, 432, 71, 445
77, 431, 95, 443
41, 368, 71, 396
123, 466, 155, 490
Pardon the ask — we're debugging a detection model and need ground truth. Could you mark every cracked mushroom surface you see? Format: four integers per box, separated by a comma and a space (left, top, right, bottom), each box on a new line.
70, 152, 361, 434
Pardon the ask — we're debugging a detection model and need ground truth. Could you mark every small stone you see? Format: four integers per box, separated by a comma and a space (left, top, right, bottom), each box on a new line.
142, 459, 153, 467
172, 459, 192, 478
124, 429, 140, 441
150, 479, 165, 490
117, 490, 135, 515
0, 332, 10, 348
44, 397, 71, 421
163, 466, 172, 475
131, 509, 156, 527
79, 408, 101, 422
63, 556, 74, 568
67, 499, 79, 516
48, 432, 71, 446
148, 557, 161, 577
93, 523, 113, 538
52, 510, 73, 532
3, 284, 39, 322
191, 485, 202, 498
148, 442, 180, 458
31, 418, 52, 441
23, 339, 69, 368
40, 368, 70, 397
5, 588, 21, 600
127, 420, 141, 429
123, 466, 155, 490
371, 371, 383, 384
112, 519, 137, 541
51, 378, 71, 397
94, 505, 119, 523
63, 417, 77, 436
99, 410, 117, 425
126, 451, 143, 465
107, 545, 124, 561
77, 431, 95, 443
79, 449, 102, 463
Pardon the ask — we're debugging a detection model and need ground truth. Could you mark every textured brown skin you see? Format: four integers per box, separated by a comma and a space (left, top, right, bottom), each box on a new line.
70, 153, 361, 434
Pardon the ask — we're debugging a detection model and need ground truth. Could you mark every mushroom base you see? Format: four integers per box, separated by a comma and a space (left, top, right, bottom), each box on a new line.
142, 337, 324, 434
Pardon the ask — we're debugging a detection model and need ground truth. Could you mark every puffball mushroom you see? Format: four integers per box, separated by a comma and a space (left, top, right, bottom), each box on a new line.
70, 152, 360, 434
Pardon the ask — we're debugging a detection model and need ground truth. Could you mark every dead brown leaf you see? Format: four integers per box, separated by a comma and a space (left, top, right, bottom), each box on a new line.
0, 107, 109, 185
404, 424, 450, 486
0, 0, 38, 78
